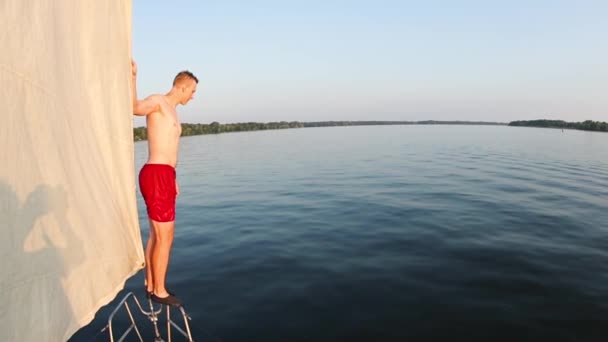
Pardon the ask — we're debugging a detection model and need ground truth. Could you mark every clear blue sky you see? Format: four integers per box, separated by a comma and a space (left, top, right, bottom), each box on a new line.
132, 0, 607, 124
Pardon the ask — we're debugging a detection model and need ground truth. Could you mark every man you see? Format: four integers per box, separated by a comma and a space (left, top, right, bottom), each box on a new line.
131, 60, 198, 306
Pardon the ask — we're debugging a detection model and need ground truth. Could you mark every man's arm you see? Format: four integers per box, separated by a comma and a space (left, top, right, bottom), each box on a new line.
134, 96, 161, 116
131, 59, 160, 116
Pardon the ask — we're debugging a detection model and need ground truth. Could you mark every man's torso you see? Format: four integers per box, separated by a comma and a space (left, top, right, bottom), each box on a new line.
146, 95, 182, 167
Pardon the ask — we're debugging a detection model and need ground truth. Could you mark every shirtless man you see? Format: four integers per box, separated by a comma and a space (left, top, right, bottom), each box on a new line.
131, 60, 198, 306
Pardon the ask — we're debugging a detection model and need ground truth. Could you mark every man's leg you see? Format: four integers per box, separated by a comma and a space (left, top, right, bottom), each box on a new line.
144, 219, 156, 293
150, 219, 175, 298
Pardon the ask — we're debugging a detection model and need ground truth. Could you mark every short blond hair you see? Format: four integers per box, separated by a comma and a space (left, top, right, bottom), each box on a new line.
173, 71, 198, 86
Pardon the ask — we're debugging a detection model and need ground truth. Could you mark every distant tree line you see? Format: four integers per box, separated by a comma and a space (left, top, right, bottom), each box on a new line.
302, 120, 504, 127
133, 120, 506, 141
134, 121, 304, 141
508, 120, 608, 132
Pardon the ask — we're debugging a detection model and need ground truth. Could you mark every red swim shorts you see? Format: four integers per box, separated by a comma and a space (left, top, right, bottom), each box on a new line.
139, 164, 177, 222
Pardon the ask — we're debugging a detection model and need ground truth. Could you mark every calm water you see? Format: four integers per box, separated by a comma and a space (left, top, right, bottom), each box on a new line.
73, 125, 608, 341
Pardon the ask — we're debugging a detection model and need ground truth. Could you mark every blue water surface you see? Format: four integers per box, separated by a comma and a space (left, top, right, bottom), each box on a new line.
72, 125, 608, 341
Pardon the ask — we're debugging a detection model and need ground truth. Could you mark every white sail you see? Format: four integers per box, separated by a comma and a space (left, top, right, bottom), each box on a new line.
0, 1, 145, 340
